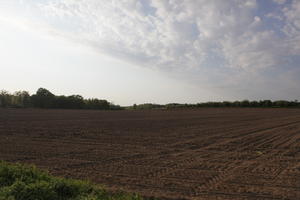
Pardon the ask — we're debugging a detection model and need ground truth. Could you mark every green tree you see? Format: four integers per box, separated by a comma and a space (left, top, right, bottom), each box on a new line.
0, 90, 12, 108
12, 91, 31, 108
31, 88, 55, 108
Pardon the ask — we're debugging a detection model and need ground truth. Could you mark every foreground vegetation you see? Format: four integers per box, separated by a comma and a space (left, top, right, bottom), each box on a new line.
0, 161, 142, 200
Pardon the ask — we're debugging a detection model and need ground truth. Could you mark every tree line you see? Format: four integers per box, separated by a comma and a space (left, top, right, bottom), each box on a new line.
129, 100, 300, 110
1, 88, 299, 110
0, 88, 122, 110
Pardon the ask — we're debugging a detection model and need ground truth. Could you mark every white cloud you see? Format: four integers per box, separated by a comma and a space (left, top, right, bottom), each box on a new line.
30, 0, 298, 71
3, 0, 297, 71
273, 0, 287, 5
1, 0, 300, 100
282, 1, 300, 49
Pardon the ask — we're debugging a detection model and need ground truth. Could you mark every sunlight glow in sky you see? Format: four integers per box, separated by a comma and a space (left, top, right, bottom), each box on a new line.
0, 0, 299, 105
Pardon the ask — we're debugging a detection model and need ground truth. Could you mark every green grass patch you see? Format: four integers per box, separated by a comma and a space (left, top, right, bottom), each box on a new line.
0, 161, 142, 200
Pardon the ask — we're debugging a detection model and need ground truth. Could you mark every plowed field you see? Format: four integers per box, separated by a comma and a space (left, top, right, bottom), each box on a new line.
1, 108, 300, 199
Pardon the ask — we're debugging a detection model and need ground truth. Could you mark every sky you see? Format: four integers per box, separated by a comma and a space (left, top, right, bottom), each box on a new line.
0, 0, 299, 106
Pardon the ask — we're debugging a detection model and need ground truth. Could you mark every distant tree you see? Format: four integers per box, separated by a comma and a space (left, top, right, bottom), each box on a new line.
12, 91, 31, 108
31, 88, 55, 108
261, 100, 272, 107
0, 90, 11, 107
109, 103, 123, 110
3, 87, 300, 110
241, 100, 250, 107
85, 98, 110, 110
222, 101, 231, 107
249, 101, 259, 107
233, 101, 241, 107
0, 88, 122, 110
67, 95, 85, 109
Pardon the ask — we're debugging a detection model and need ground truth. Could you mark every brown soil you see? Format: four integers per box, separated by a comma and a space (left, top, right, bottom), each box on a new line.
1, 108, 300, 199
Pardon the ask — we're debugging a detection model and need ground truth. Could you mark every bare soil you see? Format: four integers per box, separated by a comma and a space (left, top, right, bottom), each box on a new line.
1, 108, 300, 199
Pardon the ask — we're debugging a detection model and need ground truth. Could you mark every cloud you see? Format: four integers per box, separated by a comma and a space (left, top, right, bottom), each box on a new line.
273, 0, 287, 5
1, 0, 300, 100
30, 0, 297, 70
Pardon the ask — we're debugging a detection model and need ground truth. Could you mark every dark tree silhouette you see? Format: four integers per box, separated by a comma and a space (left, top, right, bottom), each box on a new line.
0, 88, 299, 110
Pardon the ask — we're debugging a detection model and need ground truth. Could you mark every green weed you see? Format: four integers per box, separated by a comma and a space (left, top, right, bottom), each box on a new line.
0, 161, 142, 200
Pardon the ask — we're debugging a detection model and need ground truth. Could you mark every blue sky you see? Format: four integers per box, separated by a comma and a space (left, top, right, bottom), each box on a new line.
0, 0, 299, 105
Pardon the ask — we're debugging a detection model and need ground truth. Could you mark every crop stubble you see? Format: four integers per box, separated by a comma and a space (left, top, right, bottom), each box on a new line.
0, 108, 300, 199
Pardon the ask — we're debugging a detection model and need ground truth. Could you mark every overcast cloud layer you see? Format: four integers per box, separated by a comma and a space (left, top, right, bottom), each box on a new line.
1, 0, 300, 100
